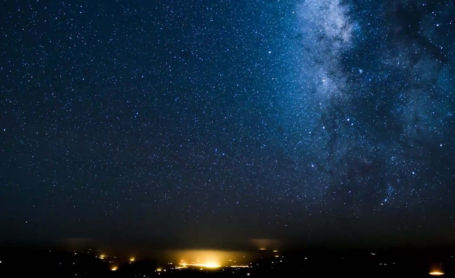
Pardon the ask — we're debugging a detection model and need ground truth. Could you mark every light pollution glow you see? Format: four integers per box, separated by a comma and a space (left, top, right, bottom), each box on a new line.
164, 249, 252, 270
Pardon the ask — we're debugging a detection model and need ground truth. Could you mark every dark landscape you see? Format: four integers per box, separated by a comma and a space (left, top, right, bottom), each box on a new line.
0, 244, 454, 278
1, 244, 455, 277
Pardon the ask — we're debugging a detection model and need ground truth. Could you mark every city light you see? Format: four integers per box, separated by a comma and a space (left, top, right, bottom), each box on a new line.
166, 249, 251, 270
179, 262, 221, 269
429, 270, 445, 276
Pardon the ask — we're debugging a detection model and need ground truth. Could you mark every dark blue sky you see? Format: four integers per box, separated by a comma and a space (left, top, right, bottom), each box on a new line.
1, 0, 455, 247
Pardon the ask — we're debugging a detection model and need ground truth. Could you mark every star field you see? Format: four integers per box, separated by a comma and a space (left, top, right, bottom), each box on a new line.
1, 0, 455, 245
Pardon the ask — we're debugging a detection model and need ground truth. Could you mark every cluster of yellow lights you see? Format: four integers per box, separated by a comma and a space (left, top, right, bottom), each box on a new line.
98, 249, 254, 273
97, 253, 138, 272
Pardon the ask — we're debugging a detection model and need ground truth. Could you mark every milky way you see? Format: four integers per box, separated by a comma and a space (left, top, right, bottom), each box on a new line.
0, 1, 454, 245
285, 0, 455, 211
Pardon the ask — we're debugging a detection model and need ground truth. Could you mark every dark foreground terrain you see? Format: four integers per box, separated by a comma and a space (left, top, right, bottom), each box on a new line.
0, 246, 454, 277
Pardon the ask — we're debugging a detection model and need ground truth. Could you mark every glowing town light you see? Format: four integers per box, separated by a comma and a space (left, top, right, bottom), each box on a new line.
110, 265, 118, 271
180, 262, 221, 269
156, 267, 163, 272
129, 256, 136, 263
197, 262, 221, 269
98, 253, 106, 260
167, 249, 251, 270
429, 264, 445, 276
429, 270, 445, 276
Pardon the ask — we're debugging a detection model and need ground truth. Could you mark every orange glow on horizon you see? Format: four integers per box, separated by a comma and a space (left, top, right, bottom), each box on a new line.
166, 249, 250, 270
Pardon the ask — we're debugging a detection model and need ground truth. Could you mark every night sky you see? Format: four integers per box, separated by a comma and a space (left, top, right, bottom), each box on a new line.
1, 0, 455, 247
